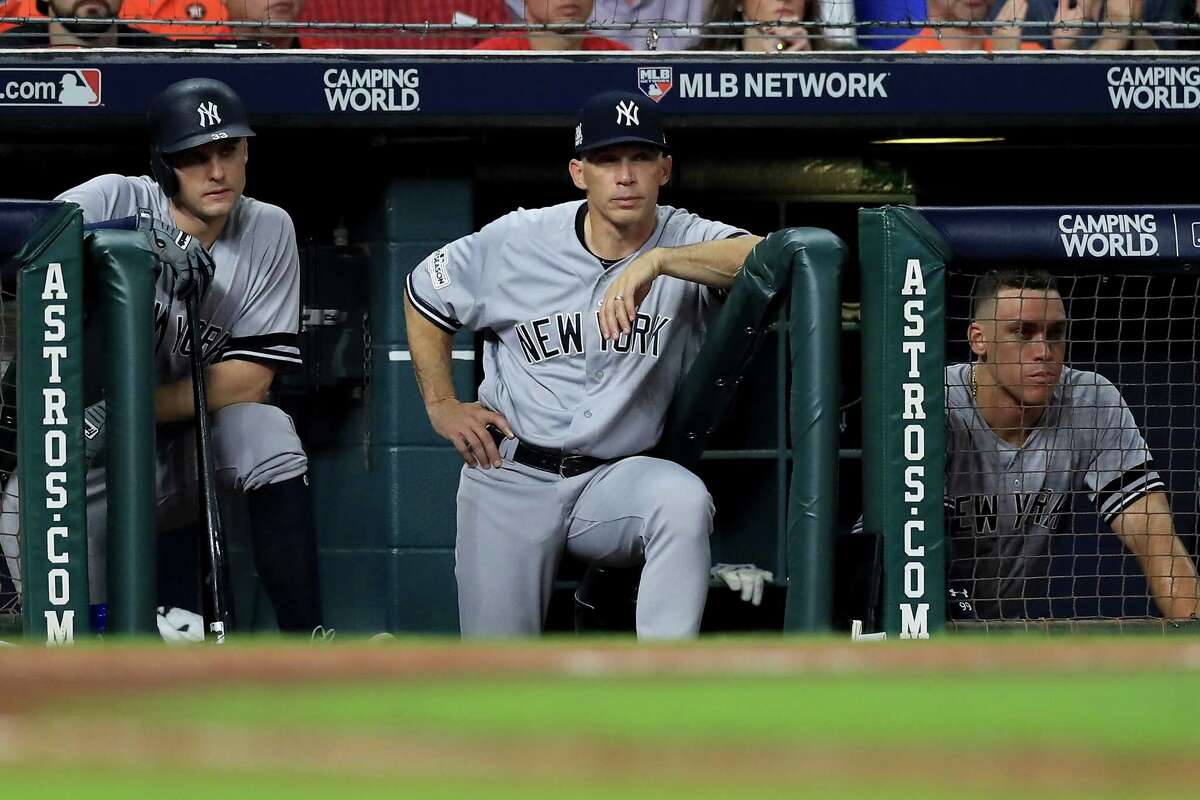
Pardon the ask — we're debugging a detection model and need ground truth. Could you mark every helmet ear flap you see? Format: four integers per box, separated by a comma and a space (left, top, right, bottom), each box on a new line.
150, 149, 178, 197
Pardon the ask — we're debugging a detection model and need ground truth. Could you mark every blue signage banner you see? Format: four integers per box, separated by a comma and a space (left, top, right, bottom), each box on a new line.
917, 206, 1200, 263
0, 54, 1197, 121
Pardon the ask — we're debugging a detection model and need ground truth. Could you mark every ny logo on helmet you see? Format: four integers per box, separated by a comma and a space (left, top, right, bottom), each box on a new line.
196, 101, 222, 128
615, 100, 639, 127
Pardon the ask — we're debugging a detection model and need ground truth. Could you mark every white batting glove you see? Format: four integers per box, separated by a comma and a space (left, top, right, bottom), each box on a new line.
156, 605, 205, 643
711, 563, 774, 606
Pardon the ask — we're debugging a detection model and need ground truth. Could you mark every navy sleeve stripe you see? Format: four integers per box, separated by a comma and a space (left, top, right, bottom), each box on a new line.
406, 273, 461, 334
221, 349, 302, 364
1101, 479, 1167, 524
1096, 463, 1156, 513
226, 333, 298, 351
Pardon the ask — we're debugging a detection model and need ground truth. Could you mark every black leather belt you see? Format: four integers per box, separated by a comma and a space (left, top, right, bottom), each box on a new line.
489, 427, 611, 478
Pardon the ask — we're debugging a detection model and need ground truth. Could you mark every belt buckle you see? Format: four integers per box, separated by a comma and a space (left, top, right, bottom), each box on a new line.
559, 455, 589, 478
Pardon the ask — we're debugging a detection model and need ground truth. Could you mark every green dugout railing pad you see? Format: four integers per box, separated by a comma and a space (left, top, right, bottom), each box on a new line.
13, 203, 88, 644
859, 207, 949, 639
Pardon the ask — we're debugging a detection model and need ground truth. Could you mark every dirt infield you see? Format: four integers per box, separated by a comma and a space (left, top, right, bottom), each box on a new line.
2, 639, 1199, 798
3, 637, 1200, 709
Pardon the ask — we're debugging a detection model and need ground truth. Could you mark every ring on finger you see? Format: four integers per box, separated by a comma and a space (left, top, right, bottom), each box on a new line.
615, 294, 625, 301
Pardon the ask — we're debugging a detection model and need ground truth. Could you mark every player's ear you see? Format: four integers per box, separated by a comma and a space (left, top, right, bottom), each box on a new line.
569, 158, 587, 191
659, 154, 672, 186
968, 321, 988, 361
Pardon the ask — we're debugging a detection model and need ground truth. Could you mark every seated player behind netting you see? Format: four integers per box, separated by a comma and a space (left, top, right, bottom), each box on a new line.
946, 268, 1199, 620
474, 0, 628, 49
51, 78, 324, 634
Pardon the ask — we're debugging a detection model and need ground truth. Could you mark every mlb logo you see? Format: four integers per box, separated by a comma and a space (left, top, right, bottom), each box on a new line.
637, 67, 673, 103
57, 69, 102, 107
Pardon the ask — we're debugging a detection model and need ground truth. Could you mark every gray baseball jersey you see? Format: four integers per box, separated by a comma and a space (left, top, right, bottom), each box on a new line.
943, 362, 1163, 617
47, 174, 307, 603
406, 200, 747, 460
55, 174, 301, 378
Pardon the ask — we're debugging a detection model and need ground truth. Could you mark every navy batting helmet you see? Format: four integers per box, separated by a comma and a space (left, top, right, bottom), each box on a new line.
147, 78, 255, 197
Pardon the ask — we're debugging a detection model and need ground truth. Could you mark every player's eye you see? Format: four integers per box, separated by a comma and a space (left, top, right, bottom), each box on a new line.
171, 152, 204, 168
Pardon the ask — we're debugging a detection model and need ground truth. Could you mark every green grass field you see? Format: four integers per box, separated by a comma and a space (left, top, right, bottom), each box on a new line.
4, 637, 1199, 798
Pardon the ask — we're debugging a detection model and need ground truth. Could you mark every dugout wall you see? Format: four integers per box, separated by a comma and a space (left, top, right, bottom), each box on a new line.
861, 205, 1200, 638
6, 50, 1200, 633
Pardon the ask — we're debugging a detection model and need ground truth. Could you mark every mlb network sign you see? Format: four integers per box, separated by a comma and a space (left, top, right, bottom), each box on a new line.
634, 65, 887, 107
0, 68, 101, 107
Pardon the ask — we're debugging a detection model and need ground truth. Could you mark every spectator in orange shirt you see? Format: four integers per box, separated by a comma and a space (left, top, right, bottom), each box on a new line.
475, 0, 628, 48
123, 0, 228, 37
0, 0, 229, 39
222, 0, 304, 46
896, 0, 1042, 50
299, 0, 508, 48
0, 0, 174, 45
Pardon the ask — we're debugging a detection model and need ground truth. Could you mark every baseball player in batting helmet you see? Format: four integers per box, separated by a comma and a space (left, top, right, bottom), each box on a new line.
46, 77, 326, 635
405, 89, 765, 638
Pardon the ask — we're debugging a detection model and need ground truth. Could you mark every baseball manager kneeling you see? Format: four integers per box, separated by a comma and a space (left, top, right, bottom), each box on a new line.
404, 90, 762, 638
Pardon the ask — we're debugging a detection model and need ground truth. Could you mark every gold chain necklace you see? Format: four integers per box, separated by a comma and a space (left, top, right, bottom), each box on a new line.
970, 364, 978, 401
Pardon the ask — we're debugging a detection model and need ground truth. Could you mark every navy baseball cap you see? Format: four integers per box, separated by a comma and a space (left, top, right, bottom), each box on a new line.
574, 90, 670, 157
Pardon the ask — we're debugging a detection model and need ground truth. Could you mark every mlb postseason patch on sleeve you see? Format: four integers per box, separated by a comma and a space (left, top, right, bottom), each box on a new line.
427, 248, 451, 289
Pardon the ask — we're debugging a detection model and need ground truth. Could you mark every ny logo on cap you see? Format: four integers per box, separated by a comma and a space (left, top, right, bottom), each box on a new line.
575, 123, 583, 148
197, 101, 221, 128
615, 100, 639, 127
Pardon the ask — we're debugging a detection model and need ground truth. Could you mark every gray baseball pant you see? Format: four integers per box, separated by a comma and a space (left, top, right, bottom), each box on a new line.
455, 442, 714, 639
85, 402, 307, 602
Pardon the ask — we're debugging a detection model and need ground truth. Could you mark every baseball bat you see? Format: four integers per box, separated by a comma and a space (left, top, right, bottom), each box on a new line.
185, 291, 234, 643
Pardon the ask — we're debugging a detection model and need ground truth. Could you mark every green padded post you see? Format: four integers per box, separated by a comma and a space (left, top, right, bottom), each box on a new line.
15, 204, 88, 643
858, 207, 950, 638
85, 230, 159, 636
782, 229, 845, 632
658, 228, 845, 631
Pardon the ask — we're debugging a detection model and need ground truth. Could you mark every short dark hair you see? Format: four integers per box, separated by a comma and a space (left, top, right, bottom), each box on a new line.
971, 269, 1059, 321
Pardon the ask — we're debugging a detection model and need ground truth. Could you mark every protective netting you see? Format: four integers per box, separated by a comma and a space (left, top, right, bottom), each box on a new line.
0, 289, 18, 633
943, 269, 1200, 622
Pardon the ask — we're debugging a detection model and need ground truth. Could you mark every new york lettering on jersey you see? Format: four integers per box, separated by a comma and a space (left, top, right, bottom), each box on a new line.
943, 362, 1164, 607
54, 174, 302, 382
406, 200, 747, 459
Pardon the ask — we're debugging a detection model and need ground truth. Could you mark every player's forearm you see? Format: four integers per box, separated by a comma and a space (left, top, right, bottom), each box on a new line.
155, 360, 274, 423
652, 236, 762, 291
1111, 492, 1200, 618
404, 294, 458, 409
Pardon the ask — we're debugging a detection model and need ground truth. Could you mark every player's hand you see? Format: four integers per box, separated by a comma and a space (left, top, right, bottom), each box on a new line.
710, 563, 774, 606
599, 249, 661, 341
426, 398, 514, 469
136, 208, 215, 301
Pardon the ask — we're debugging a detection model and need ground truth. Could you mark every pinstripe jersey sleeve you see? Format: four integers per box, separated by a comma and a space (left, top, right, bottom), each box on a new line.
1079, 374, 1165, 523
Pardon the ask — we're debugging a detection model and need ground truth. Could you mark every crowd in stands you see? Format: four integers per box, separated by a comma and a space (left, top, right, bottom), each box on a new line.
0, 0, 1195, 49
